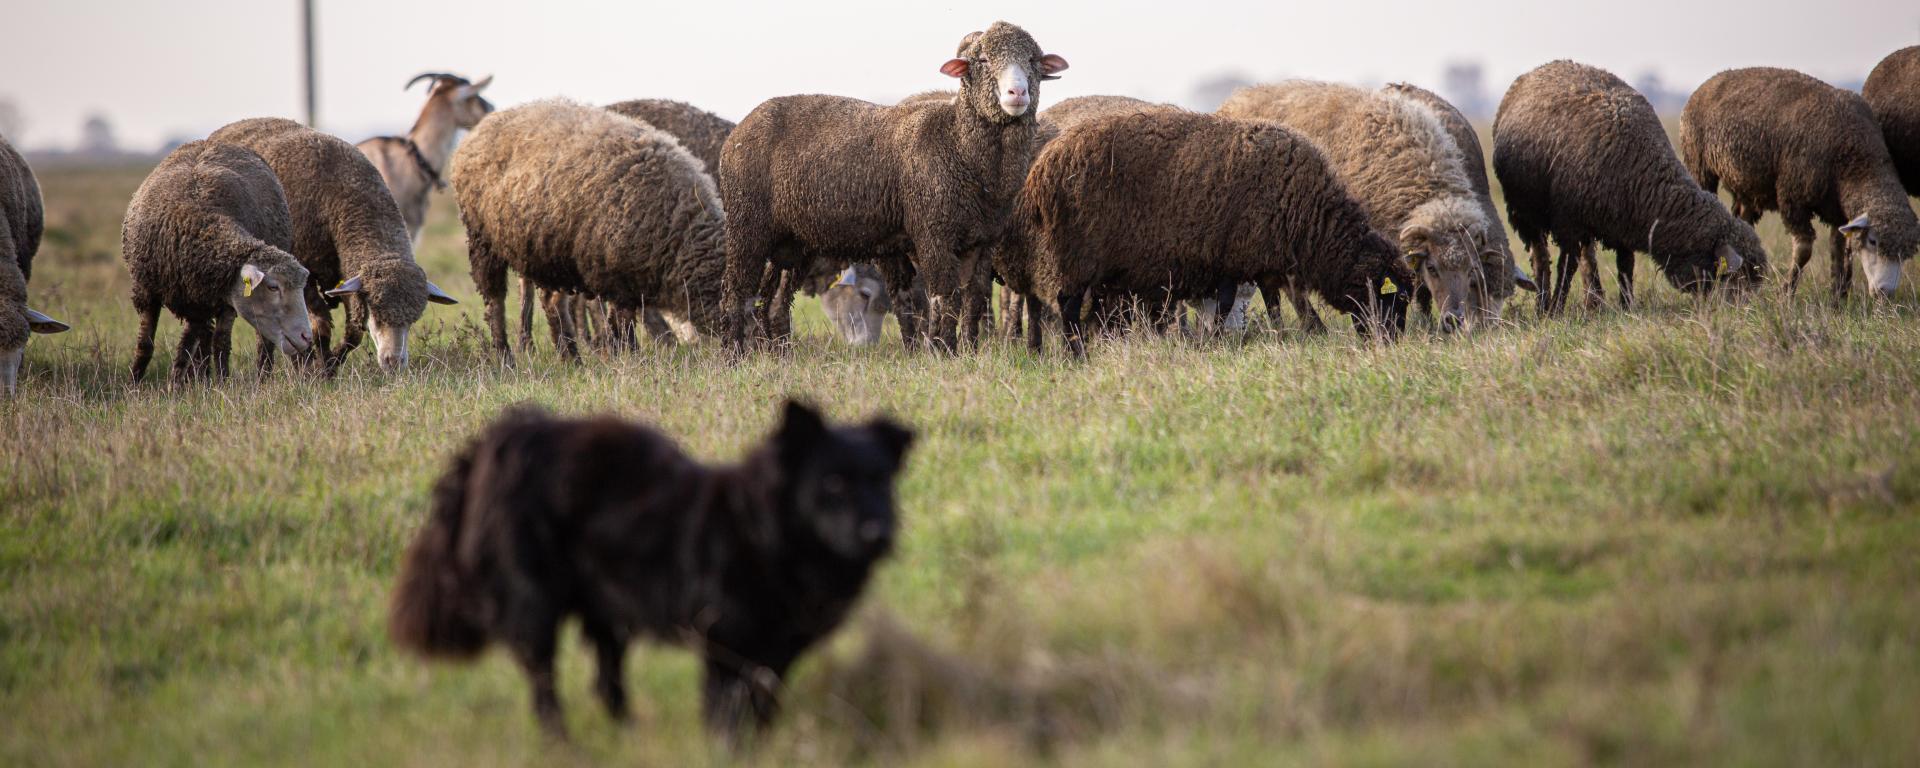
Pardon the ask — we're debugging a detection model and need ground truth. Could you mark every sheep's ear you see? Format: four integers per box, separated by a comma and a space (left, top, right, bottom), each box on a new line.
940, 58, 971, 78
1035, 54, 1069, 79
1715, 244, 1743, 275
426, 281, 459, 305
325, 275, 365, 297
25, 308, 69, 334
1514, 266, 1540, 293
1840, 214, 1870, 236
239, 264, 268, 297
866, 417, 916, 467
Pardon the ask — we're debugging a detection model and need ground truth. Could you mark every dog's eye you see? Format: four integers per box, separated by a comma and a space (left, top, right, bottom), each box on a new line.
821, 475, 847, 495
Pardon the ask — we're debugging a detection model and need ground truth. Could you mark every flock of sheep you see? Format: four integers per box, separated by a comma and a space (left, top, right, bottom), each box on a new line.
2, 24, 1919, 392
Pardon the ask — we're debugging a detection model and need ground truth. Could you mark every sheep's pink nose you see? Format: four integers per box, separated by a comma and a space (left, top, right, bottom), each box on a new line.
1007, 84, 1028, 98
300, 331, 312, 344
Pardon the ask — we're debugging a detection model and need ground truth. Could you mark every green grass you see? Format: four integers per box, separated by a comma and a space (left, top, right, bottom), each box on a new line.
2, 155, 1919, 767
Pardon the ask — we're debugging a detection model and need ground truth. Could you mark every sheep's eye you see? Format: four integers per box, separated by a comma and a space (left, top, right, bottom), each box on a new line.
266, 283, 281, 292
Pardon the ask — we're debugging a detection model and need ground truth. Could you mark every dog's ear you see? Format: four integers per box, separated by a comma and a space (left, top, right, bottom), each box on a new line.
867, 418, 915, 467
778, 399, 828, 465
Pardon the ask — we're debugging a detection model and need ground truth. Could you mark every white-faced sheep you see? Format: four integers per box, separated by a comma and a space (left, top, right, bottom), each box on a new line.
0, 135, 70, 396
1864, 46, 1920, 196
1219, 81, 1505, 333
1494, 60, 1766, 312
1381, 82, 1537, 298
719, 21, 1068, 353
1011, 111, 1415, 356
122, 141, 314, 383
209, 118, 456, 374
1681, 67, 1919, 298
356, 73, 494, 243
450, 99, 726, 362
819, 264, 891, 346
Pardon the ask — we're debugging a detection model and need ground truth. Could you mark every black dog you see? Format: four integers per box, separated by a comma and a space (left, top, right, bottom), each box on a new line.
389, 400, 914, 738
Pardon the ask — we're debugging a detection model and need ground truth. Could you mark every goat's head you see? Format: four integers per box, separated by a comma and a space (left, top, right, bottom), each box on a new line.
407, 72, 495, 129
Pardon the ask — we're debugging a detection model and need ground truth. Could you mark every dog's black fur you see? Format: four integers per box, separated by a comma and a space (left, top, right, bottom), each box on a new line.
389, 400, 914, 738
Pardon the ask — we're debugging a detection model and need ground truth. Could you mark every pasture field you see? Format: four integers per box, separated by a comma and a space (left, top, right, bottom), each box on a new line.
2, 152, 1919, 767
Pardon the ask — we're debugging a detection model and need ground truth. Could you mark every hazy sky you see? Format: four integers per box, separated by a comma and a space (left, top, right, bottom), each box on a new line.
4, 0, 1917, 150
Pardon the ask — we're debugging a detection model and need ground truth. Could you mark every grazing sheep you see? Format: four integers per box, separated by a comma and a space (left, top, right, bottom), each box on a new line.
1381, 82, 1536, 299
356, 73, 494, 242
122, 141, 314, 383
1011, 111, 1415, 356
389, 400, 914, 739
0, 135, 70, 397
1681, 67, 1919, 298
1494, 60, 1766, 312
820, 264, 891, 345
1219, 81, 1503, 332
451, 99, 727, 362
511, 100, 738, 354
1864, 46, 1920, 195
209, 118, 456, 373
719, 21, 1069, 353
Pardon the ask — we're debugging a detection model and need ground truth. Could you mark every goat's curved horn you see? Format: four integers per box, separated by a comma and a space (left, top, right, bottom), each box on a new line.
405, 72, 470, 91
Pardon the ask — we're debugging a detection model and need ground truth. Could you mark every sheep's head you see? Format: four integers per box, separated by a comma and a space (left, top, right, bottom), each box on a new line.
1334, 232, 1416, 341
410, 73, 495, 129
0, 263, 69, 397
324, 258, 456, 373
1841, 212, 1917, 298
231, 250, 313, 358
823, 266, 890, 346
940, 22, 1067, 121
1399, 198, 1495, 333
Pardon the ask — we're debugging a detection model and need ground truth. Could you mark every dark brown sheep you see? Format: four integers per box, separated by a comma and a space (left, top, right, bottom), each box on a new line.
0, 135, 70, 396
122, 141, 314, 383
1864, 46, 1920, 195
1012, 111, 1415, 356
1494, 60, 1766, 313
1681, 67, 1919, 298
718, 21, 1068, 353
389, 400, 913, 739
603, 99, 735, 179
209, 118, 455, 373
451, 99, 727, 362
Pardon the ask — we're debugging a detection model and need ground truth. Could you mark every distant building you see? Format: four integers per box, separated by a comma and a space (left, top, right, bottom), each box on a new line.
1440, 62, 1491, 119
1633, 71, 1690, 115
79, 113, 119, 157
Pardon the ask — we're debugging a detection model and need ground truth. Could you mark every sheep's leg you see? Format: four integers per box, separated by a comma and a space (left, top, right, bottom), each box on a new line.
582, 619, 630, 722
170, 318, 212, 385
1550, 244, 1579, 316
1580, 242, 1604, 310
1786, 225, 1816, 296
1290, 284, 1325, 335
543, 291, 579, 361
331, 298, 365, 373
305, 305, 334, 374
517, 276, 537, 354
641, 308, 675, 346
468, 234, 514, 365
1614, 249, 1636, 310
1057, 288, 1088, 358
130, 299, 161, 383
256, 335, 276, 376
876, 260, 923, 351
509, 614, 566, 738
1528, 236, 1554, 316
999, 287, 1023, 341
1828, 225, 1853, 300
211, 309, 235, 381
961, 258, 994, 350
1024, 292, 1045, 353
770, 269, 798, 345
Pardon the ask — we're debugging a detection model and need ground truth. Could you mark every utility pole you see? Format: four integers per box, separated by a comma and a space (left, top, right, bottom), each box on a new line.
302, 0, 317, 127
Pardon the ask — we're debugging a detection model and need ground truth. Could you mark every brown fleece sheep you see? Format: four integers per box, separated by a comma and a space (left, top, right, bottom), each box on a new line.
1013, 111, 1415, 356
0, 136, 70, 396
1494, 60, 1766, 313
1865, 47, 1920, 195
1681, 67, 1919, 299
451, 99, 727, 362
897, 89, 959, 106
1219, 81, 1503, 332
719, 21, 1068, 353
122, 141, 314, 383
209, 118, 455, 373
513, 100, 737, 354
1381, 82, 1532, 300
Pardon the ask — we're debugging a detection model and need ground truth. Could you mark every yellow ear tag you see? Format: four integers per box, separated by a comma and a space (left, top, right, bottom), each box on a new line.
1380, 277, 1399, 295
1717, 255, 1728, 275
243, 275, 255, 297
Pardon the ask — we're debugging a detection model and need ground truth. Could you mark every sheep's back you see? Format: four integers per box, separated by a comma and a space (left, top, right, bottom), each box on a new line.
604, 99, 736, 174
123, 141, 293, 309
1864, 46, 1920, 193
